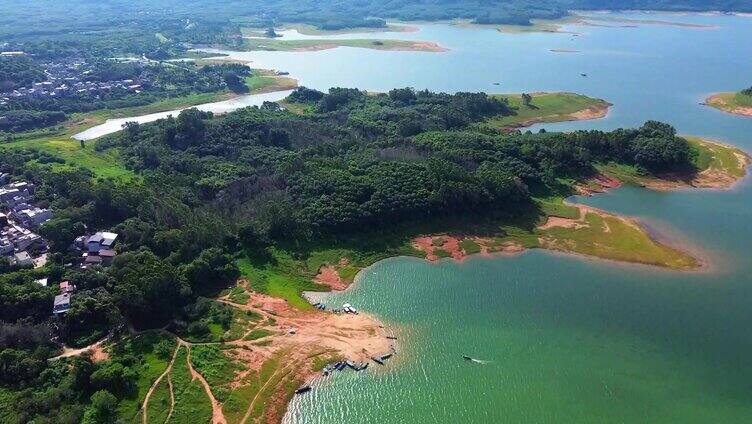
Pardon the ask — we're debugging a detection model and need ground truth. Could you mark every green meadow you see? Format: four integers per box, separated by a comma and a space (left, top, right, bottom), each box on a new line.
485, 92, 611, 129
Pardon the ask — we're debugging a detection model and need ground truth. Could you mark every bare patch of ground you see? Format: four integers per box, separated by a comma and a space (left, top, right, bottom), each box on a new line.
210, 291, 392, 423
398, 41, 449, 52
569, 105, 610, 121
538, 216, 587, 230
413, 235, 524, 262
226, 292, 390, 364
90, 344, 109, 363
575, 173, 621, 195
314, 265, 347, 291
49, 333, 113, 361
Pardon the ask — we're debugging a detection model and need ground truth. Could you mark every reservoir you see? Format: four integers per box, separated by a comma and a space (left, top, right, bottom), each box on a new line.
279, 12, 752, 423
80, 11, 752, 422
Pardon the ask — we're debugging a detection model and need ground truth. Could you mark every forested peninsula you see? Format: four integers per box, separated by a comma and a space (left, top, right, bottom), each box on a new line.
0, 86, 748, 423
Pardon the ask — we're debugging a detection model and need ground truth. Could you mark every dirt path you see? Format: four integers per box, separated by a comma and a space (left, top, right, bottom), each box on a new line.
48, 333, 112, 361
165, 374, 175, 423
141, 345, 180, 424
186, 344, 227, 424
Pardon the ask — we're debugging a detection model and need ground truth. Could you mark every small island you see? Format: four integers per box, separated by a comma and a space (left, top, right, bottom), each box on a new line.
705, 87, 752, 116
241, 37, 448, 52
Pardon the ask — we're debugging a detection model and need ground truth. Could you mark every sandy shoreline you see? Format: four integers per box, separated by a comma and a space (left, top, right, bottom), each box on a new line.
704, 92, 752, 117
502, 101, 612, 132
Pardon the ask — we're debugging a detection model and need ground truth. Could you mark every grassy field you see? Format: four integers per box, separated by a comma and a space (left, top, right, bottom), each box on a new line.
227, 286, 251, 304
236, 252, 328, 310
244, 328, 274, 341
538, 199, 581, 219
459, 239, 481, 254
1, 135, 136, 180
82, 92, 234, 120
242, 37, 445, 52
535, 211, 698, 269
705, 91, 752, 115
484, 92, 611, 129
145, 376, 172, 424
244, 73, 298, 94
191, 345, 244, 402
687, 136, 749, 177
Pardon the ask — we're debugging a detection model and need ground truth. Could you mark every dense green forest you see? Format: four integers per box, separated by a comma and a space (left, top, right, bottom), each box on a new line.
1, 0, 750, 41
0, 86, 700, 421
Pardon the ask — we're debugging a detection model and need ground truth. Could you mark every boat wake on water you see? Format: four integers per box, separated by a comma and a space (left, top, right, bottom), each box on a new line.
462, 355, 491, 364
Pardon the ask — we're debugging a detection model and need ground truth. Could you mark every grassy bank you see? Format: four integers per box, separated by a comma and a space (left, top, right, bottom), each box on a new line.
244, 72, 298, 94
484, 92, 611, 130
705, 91, 752, 116
686, 136, 749, 178
407, 197, 700, 270
533, 207, 699, 269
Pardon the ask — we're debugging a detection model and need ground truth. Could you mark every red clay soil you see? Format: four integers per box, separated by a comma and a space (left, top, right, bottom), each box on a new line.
413, 235, 524, 262
413, 236, 464, 260
313, 265, 348, 291
576, 173, 622, 195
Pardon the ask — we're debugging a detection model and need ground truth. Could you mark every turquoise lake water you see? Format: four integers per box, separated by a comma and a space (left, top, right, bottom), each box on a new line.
86, 11, 752, 423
